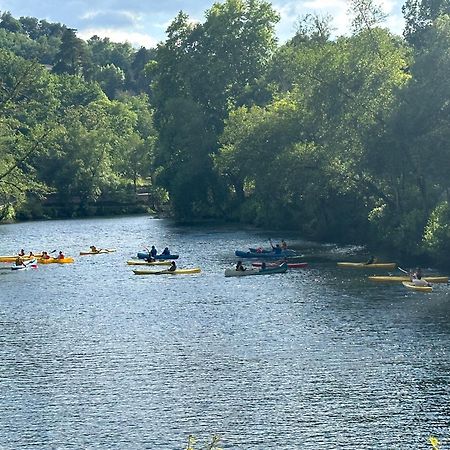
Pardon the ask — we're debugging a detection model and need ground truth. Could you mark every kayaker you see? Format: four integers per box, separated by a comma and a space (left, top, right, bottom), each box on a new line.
15, 255, 24, 266
364, 255, 376, 265
28, 251, 34, 257
411, 267, 430, 286
162, 247, 171, 256
18, 249, 25, 256
150, 245, 157, 258
90, 245, 99, 253
41, 251, 51, 259
273, 244, 282, 255
167, 261, 177, 272
57, 251, 65, 259
236, 261, 246, 271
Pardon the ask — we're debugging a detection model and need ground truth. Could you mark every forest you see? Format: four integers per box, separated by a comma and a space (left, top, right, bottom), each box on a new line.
1, 0, 450, 265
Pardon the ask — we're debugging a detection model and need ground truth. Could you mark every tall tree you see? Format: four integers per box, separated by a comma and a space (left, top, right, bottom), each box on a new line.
53, 28, 87, 76
152, 0, 279, 219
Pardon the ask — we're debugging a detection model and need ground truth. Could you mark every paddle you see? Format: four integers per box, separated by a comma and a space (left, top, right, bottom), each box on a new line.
398, 266, 409, 274
23, 258, 38, 268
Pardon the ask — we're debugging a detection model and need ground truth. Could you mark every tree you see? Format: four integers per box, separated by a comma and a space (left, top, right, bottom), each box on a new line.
0, 49, 56, 219
152, 0, 279, 219
53, 28, 88, 76
403, 0, 450, 46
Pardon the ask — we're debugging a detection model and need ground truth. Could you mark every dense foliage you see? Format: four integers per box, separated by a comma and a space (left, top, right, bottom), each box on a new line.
1, 0, 450, 265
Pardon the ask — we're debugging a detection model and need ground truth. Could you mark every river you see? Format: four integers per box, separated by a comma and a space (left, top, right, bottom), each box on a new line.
1, 215, 449, 449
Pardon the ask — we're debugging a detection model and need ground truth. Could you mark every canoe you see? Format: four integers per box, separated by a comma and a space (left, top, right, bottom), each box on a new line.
402, 281, 433, 292
252, 261, 308, 268
225, 263, 288, 277
337, 262, 397, 269
126, 260, 171, 266
369, 275, 448, 283
133, 267, 201, 275
38, 257, 74, 264
235, 250, 297, 259
80, 249, 116, 255
137, 252, 179, 260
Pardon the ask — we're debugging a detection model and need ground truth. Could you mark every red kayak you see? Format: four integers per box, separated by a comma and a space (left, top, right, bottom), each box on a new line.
252, 261, 308, 269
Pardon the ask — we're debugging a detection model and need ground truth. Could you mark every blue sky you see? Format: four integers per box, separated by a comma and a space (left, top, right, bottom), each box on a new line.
0, 0, 405, 47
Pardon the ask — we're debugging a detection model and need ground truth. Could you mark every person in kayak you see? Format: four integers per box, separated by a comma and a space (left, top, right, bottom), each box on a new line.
410, 267, 431, 286
150, 246, 157, 258
162, 247, 171, 256
236, 261, 246, 271
41, 251, 51, 259
18, 249, 25, 256
15, 255, 25, 266
167, 261, 177, 271
364, 255, 376, 265
90, 245, 99, 253
57, 251, 65, 259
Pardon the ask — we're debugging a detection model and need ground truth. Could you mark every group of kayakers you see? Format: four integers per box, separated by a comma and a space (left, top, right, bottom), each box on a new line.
143, 245, 177, 271
14, 249, 65, 266
235, 240, 288, 271
365, 254, 431, 287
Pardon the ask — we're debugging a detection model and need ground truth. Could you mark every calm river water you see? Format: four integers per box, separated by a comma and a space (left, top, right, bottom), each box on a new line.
1, 215, 450, 449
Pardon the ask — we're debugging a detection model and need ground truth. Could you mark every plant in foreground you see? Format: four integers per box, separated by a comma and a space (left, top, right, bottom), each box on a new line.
185, 434, 223, 450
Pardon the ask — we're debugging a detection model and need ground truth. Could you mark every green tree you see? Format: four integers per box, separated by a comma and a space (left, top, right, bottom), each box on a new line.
53, 28, 88, 75
152, 0, 279, 219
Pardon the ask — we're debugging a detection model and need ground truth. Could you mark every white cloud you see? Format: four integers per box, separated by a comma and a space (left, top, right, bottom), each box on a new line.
78, 27, 159, 48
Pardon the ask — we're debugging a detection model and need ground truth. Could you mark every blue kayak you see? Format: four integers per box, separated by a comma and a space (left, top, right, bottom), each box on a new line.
225, 262, 288, 277
235, 250, 297, 259
137, 252, 179, 260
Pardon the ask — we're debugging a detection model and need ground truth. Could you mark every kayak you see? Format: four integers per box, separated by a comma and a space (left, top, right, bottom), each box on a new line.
235, 250, 297, 259
0, 255, 40, 263
80, 249, 116, 255
337, 262, 397, 269
137, 252, 179, 260
11, 259, 37, 270
133, 267, 201, 275
402, 281, 433, 292
249, 247, 297, 256
38, 257, 74, 264
225, 263, 288, 277
126, 260, 171, 266
369, 275, 448, 283
252, 261, 308, 269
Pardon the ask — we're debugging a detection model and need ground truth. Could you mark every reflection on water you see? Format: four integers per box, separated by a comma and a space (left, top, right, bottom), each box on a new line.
1, 216, 450, 449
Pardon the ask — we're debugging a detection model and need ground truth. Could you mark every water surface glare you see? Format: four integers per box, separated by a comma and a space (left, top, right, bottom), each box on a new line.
1, 216, 450, 449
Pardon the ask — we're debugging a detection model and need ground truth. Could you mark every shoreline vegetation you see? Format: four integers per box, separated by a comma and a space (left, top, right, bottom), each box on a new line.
2, 0, 450, 267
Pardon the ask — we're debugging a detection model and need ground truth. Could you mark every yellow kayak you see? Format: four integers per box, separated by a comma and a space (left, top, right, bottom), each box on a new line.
369, 275, 448, 283
402, 281, 433, 292
80, 249, 116, 255
337, 262, 397, 269
0, 254, 43, 263
133, 268, 201, 275
126, 260, 171, 266
38, 257, 75, 264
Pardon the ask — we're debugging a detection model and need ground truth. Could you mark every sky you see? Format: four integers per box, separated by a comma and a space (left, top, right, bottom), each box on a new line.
0, 0, 405, 48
